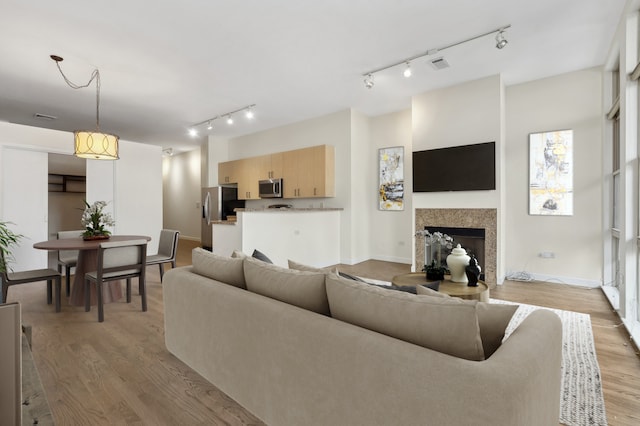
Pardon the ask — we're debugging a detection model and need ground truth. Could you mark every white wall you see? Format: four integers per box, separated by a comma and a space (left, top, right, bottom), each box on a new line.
349, 110, 373, 263
162, 148, 201, 240
0, 122, 163, 265
411, 75, 505, 278
369, 109, 413, 264
505, 68, 603, 286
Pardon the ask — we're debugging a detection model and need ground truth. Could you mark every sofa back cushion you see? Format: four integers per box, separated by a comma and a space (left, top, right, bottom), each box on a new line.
287, 259, 338, 274
415, 283, 517, 358
244, 257, 330, 315
326, 273, 485, 361
192, 248, 246, 289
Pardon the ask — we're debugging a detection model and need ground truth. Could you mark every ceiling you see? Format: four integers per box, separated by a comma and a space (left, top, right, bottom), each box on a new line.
0, 0, 627, 154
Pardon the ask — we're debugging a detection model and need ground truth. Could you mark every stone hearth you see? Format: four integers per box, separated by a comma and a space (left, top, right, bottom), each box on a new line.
415, 208, 497, 285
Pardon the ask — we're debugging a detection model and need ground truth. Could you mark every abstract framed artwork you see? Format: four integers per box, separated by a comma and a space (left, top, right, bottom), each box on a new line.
529, 129, 573, 215
378, 146, 404, 211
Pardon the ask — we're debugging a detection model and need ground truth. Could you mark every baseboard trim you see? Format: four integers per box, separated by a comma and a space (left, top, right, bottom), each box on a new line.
370, 255, 412, 265
179, 235, 200, 242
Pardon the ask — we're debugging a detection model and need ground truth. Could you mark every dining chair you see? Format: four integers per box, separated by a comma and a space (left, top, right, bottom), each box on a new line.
145, 229, 179, 281
84, 239, 148, 322
57, 230, 84, 296
0, 250, 62, 311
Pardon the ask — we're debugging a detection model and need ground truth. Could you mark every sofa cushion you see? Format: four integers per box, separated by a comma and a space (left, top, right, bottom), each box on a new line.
416, 285, 517, 358
244, 257, 330, 315
231, 249, 247, 259
476, 302, 518, 358
287, 259, 338, 274
192, 248, 246, 289
416, 284, 447, 298
325, 273, 485, 361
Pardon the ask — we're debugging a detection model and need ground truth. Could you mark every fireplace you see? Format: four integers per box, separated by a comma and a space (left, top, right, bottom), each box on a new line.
424, 226, 486, 280
415, 208, 497, 285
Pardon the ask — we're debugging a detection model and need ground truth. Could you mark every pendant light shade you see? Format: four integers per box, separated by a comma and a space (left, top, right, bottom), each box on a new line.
51, 54, 119, 160
74, 130, 119, 160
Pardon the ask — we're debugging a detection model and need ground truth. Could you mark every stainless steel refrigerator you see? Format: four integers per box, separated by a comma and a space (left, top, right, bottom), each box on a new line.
201, 186, 244, 250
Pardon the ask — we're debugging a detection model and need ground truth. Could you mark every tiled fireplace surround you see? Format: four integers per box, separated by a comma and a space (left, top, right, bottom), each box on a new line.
415, 208, 497, 286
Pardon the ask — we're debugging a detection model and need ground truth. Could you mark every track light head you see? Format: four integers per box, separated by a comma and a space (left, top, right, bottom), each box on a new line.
188, 128, 198, 137
207, 121, 213, 130
245, 108, 254, 119
364, 74, 375, 89
227, 115, 233, 125
403, 62, 412, 78
495, 30, 508, 49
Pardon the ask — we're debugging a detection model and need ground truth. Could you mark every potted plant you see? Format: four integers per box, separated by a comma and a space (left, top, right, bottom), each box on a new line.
81, 201, 115, 240
0, 221, 22, 274
415, 230, 454, 281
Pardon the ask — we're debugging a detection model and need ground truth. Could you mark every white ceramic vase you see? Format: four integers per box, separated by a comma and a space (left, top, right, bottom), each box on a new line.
446, 244, 470, 283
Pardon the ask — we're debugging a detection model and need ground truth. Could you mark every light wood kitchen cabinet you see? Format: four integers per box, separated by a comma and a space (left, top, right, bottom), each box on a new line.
256, 153, 283, 180
283, 145, 335, 198
218, 159, 241, 184
237, 157, 261, 200
217, 144, 334, 199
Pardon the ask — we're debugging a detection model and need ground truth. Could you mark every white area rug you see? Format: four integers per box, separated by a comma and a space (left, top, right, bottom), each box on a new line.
492, 299, 607, 426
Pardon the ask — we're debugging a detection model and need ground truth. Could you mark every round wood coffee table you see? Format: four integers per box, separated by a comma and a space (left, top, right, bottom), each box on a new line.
391, 272, 489, 302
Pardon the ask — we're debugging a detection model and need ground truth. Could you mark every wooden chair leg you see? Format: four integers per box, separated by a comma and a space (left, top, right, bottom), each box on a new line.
55, 276, 61, 312
85, 279, 91, 312
97, 281, 104, 322
46, 279, 52, 305
140, 277, 147, 312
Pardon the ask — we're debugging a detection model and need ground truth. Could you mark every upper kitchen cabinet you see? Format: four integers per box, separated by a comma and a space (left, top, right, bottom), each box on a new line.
237, 157, 261, 200
283, 145, 335, 198
256, 153, 283, 180
218, 159, 241, 184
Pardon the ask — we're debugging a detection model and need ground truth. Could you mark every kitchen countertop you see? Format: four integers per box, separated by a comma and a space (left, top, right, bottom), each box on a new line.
235, 207, 343, 212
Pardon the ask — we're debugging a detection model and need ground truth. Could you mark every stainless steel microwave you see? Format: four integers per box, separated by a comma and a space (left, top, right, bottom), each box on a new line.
259, 178, 283, 198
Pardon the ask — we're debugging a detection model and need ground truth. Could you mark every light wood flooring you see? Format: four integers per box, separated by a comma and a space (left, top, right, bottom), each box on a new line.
6, 241, 640, 425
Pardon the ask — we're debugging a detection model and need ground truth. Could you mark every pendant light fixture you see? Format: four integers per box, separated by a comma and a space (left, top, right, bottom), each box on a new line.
50, 55, 119, 160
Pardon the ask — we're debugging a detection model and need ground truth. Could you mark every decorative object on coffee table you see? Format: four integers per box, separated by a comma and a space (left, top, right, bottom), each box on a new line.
446, 244, 470, 283
391, 273, 489, 302
80, 200, 115, 240
415, 229, 453, 280
465, 255, 481, 287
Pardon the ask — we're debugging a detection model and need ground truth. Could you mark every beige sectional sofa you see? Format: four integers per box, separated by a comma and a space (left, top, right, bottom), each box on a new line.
163, 249, 562, 426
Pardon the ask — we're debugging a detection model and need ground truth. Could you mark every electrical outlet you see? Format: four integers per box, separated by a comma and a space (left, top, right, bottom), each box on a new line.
538, 251, 555, 259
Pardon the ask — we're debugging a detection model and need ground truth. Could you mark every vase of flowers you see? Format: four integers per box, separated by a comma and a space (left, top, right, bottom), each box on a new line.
415, 230, 454, 281
81, 201, 115, 240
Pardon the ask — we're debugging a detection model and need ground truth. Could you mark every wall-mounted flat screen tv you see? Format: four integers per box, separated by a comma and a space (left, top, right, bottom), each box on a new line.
413, 142, 496, 192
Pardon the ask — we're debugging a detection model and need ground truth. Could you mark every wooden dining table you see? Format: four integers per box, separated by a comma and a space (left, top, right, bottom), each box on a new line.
33, 235, 151, 306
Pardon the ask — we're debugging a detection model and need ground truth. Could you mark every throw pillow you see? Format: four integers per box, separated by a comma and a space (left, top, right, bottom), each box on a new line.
287, 259, 338, 274
244, 257, 330, 315
325, 273, 485, 361
231, 249, 247, 259
192, 248, 246, 289
252, 249, 273, 263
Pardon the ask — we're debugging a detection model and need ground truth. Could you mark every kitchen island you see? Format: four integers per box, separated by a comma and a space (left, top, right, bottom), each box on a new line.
211, 208, 342, 267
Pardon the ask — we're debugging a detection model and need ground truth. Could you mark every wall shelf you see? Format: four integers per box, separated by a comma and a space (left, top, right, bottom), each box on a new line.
48, 174, 86, 193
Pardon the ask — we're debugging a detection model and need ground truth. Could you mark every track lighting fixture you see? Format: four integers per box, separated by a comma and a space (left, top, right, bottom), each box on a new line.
190, 103, 256, 135
403, 62, 412, 78
362, 24, 511, 88
364, 74, 375, 89
495, 30, 508, 49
